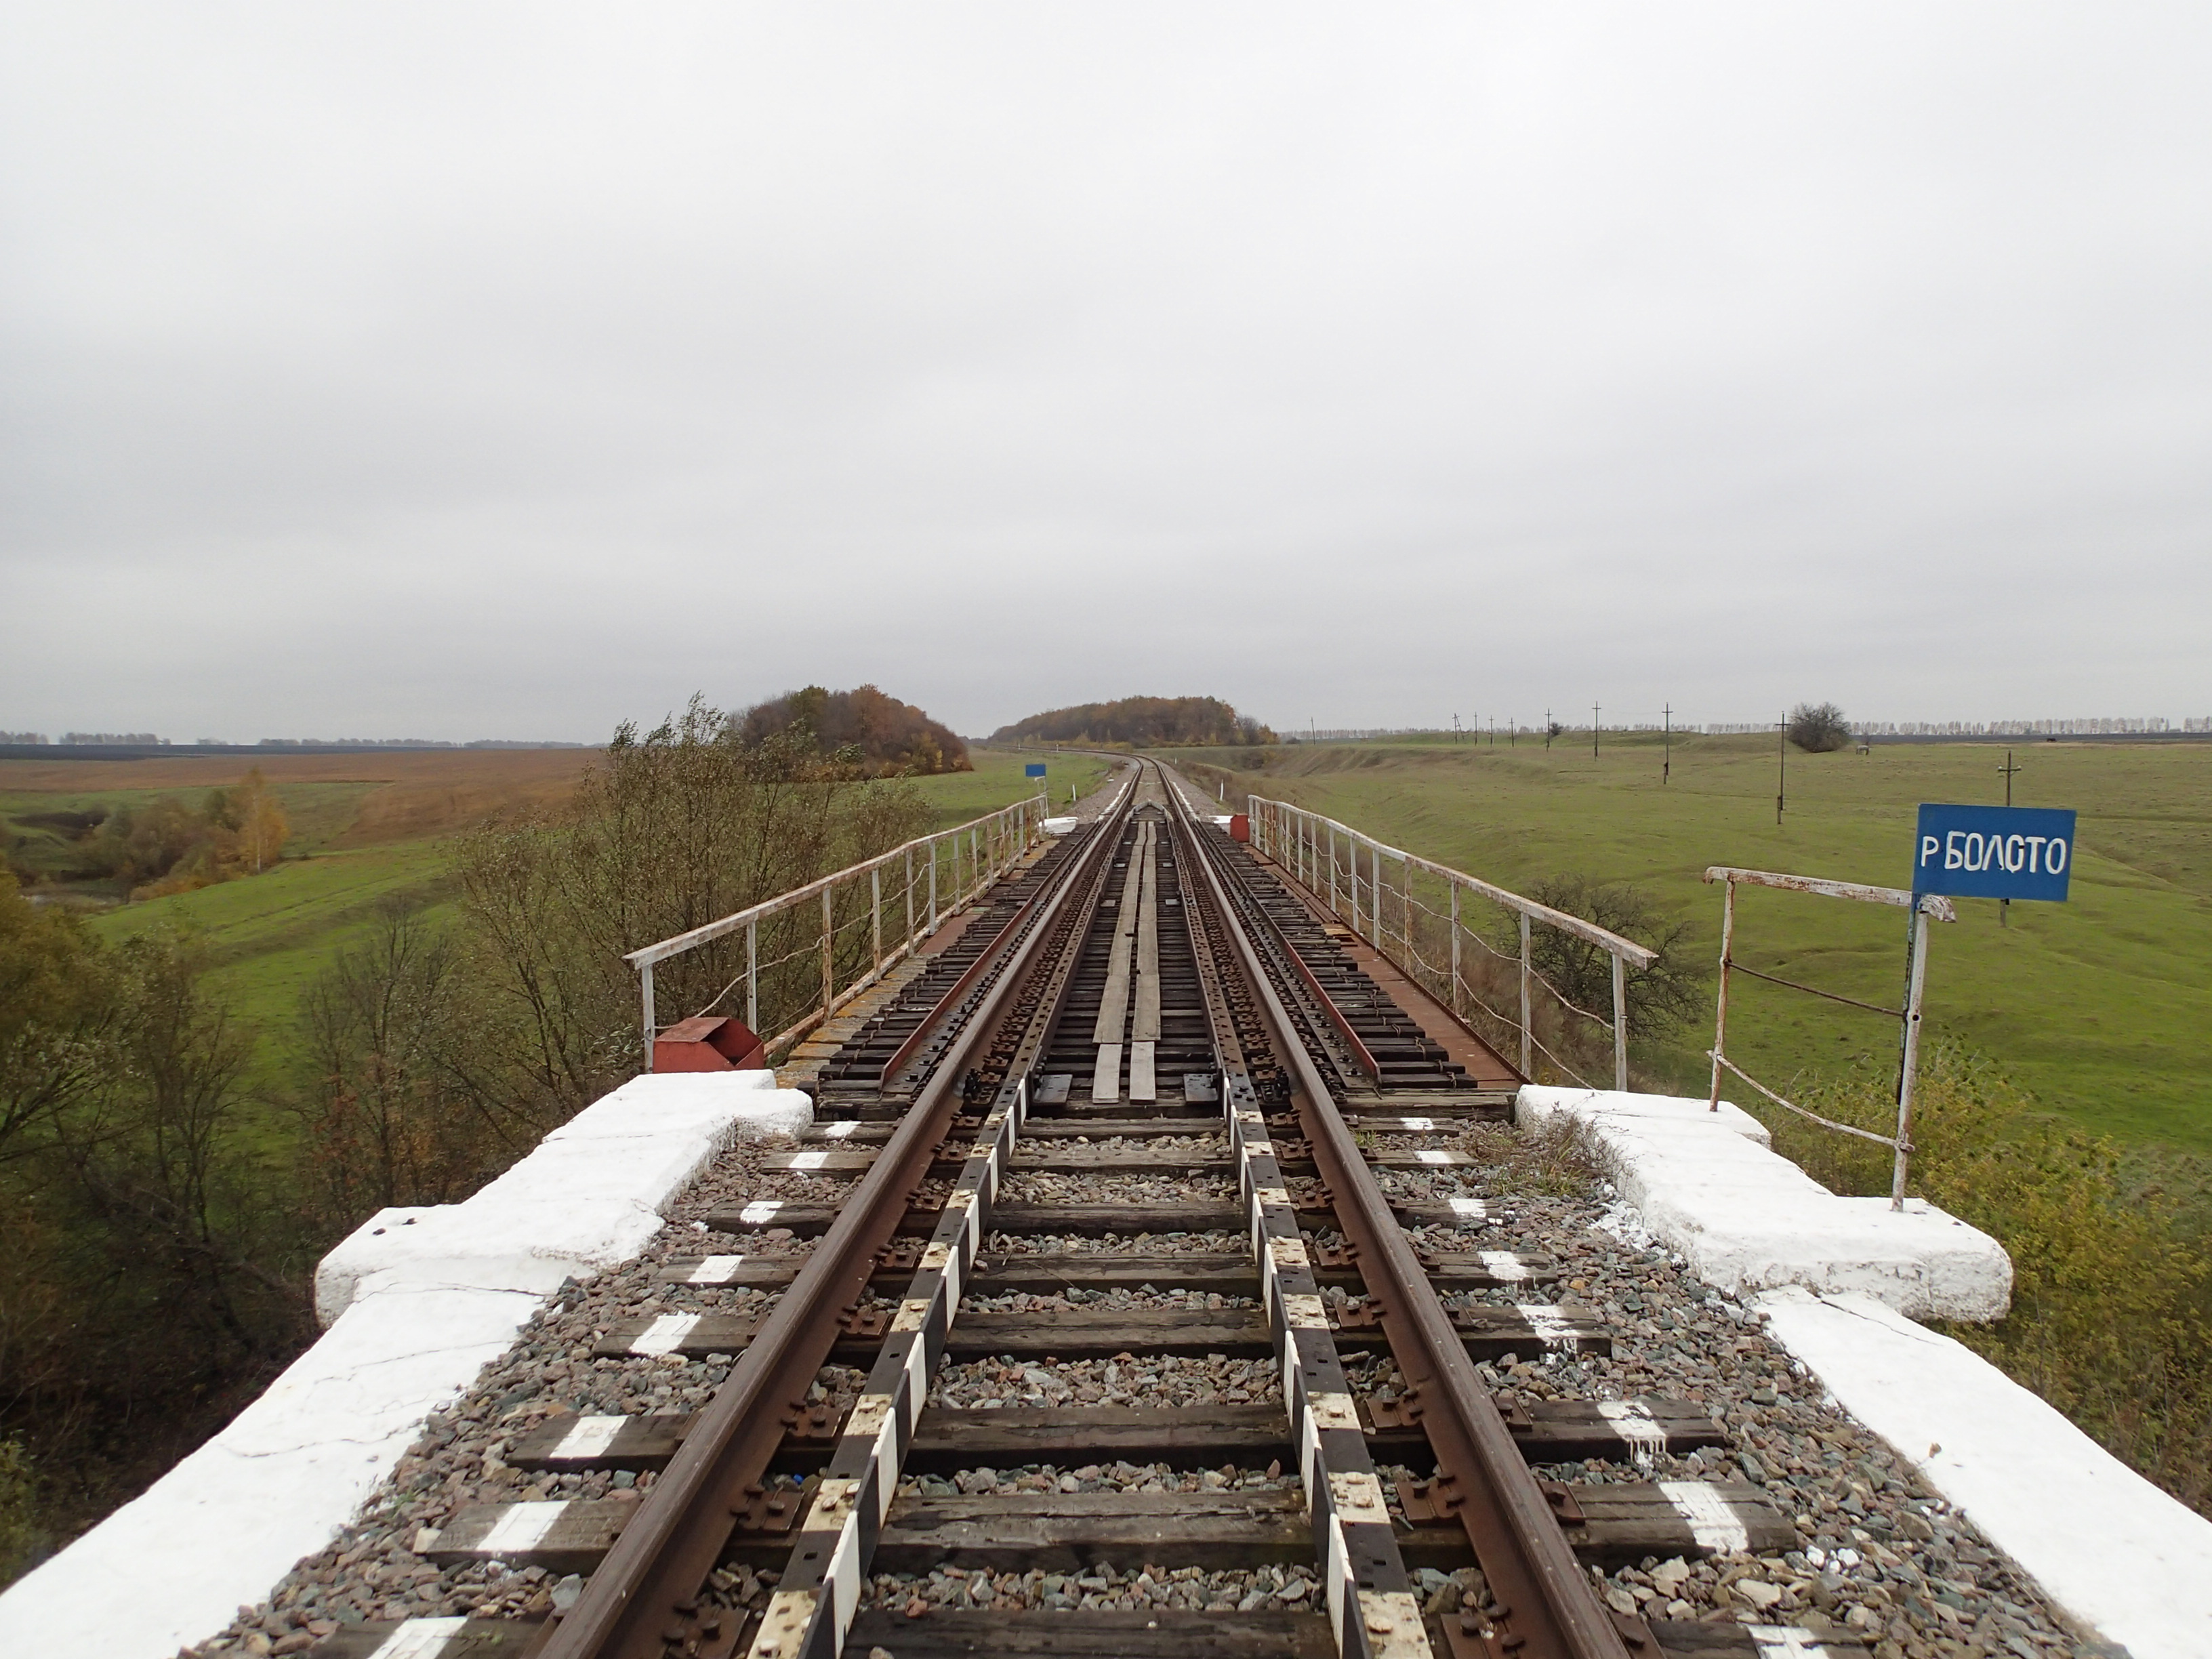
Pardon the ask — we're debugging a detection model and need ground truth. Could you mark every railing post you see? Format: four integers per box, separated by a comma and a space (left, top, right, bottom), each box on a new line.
1348, 836, 1359, 935
1401, 853, 1412, 968
905, 846, 916, 944
1449, 881, 1462, 1020
821, 883, 835, 1017
746, 918, 758, 1033
1369, 843, 1383, 948
1893, 899, 1933, 1210
928, 838, 939, 935
1611, 950, 1628, 1092
1329, 827, 1338, 916
1519, 911, 1532, 1079
639, 962, 655, 1073
871, 865, 883, 972
970, 827, 979, 898
1708, 878, 1735, 1110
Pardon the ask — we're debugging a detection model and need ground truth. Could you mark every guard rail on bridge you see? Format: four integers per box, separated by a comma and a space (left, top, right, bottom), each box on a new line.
624, 794, 1050, 1068
1244, 794, 1656, 1090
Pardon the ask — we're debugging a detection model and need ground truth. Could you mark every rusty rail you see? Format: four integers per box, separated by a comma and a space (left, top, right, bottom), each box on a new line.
548, 792, 1131, 1659
1178, 784, 1633, 1659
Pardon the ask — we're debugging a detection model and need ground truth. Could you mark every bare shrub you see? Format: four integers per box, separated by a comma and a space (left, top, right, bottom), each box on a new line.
1786, 701, 1851, 752
1525, 877, 1706, 1042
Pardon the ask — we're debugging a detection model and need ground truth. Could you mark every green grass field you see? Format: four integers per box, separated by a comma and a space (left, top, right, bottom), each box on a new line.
921, 747, 1109, 826
1178, 735, 2212, 1156
17, 750, 1108, 1092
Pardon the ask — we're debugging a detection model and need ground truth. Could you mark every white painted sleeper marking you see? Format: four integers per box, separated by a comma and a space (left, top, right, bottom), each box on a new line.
1477, 1250, 1528, 1282
476, 1500, 571, 1556
1448, 1197, 1488, 1219
630, 1313, 701, 1356
686, 1254, 746, 1284
1658, 1480, 1750, 1553
366, 1618, 468, 1659
1517, 1303, 1578, 1349
737, 1200, 783, 1226
550, 1416, 628, 1460
1597, 1399, 1666, 1465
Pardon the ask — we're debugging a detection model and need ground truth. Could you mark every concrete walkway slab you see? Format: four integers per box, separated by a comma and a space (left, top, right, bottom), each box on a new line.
0, 1071, 811, 1659
1517, 1086, 2011, 1322
1757, 1287, 2212, 1659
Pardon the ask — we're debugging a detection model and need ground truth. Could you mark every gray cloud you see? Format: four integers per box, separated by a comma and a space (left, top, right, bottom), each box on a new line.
5, 3, 2209, 739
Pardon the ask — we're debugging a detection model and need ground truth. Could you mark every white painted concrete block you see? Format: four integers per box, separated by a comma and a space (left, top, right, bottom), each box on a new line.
1756, 1287, 2212, 1659
0, 1282, 541, 1659
1516, 1085, 2011, 1322
1518, 1084, 1773, 1146
314, 1073, 812, 1324
1042, 815, 1080, 835
1, 1069, 808, 1659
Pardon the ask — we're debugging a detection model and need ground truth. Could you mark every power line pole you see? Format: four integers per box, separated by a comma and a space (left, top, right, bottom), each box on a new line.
1453, 712, 1462, 744
1592, 702, 1600, 759
1663, 703, 1672, 784
1489, 716, 1495, 747
1998, 748, 2023, 926
1544, 708, 1552, 750
1776, 712, 1787, 826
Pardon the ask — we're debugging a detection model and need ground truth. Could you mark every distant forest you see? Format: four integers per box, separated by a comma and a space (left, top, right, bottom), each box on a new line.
991, 695, 1275, 748
739, 684, 970, 775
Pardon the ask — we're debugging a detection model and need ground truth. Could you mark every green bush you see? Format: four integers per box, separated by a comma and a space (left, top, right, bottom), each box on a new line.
1758, 1043, 2212, 1513
0, 1440, 44, 1584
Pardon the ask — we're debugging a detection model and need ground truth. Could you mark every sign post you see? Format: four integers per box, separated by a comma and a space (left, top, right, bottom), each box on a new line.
1898, 802, 2076, 1203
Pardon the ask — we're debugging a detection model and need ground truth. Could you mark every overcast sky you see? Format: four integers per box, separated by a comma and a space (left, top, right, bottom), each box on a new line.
5, 4, 2209, 742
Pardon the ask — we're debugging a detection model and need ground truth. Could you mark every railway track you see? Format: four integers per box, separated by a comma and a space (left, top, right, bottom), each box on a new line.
306, 761, 1836, 1659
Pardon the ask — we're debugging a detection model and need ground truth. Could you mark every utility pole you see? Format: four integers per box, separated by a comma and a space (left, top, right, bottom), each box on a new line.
1998, 748, 2023, 926
1663, 703, 1671, 784
1453, 712, 1462, 744
1489, 716, 1495, 747
1776, 712, 1787, 826
1592, 703, 1600, 760
1544, 708, 1552, 750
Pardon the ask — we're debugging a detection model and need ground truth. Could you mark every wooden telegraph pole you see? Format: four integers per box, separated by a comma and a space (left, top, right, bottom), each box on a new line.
1663, 703, 1672, 784
1998, 748, 2023, 926
1592, 702, 1600, 760
1776, 712, 1787, 826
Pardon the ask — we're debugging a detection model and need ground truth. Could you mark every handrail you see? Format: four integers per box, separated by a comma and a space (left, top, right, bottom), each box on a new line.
1242, 793, 1659, 1090
1252, 796, 1654, 964
623, 792, 1049, 1068
1700, 863, 1955, 1208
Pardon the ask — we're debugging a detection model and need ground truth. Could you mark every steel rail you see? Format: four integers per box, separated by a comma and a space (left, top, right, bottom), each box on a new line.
1169, 779, 1632, 1659
544, 793, 1135, 1659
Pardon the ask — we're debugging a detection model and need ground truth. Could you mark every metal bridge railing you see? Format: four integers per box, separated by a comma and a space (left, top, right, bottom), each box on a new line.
1702, 866, 1957, 1210
623, 794, 1050, 1069
1244, 794, 1657, 1090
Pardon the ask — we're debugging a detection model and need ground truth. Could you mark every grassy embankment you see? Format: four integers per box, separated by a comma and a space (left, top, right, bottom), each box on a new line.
1175, 733, 2212, 1158
0, 745, 1107, 1103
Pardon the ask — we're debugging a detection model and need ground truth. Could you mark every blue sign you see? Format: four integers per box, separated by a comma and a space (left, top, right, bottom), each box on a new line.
1024, 762, 1048, 779
1912, 804, 2076, 901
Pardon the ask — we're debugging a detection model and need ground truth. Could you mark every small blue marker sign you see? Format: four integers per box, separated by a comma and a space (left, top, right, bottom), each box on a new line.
1024, 762, 1047, 779
1912, 804, 2076, 901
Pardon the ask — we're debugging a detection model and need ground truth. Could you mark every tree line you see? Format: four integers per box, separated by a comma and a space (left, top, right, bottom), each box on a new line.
0, 695, 933, 1584
992, 695, 1275, 748
7, 769, 290, 899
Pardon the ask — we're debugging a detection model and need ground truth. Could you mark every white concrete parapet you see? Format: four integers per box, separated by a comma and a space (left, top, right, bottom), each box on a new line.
1517, 1085, 2011, 1322
0, 1070, 813, 1659
1756, 1287, 2212, 1659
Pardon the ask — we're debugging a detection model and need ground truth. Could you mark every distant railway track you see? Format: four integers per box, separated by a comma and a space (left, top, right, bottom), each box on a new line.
318, 760, 1815, 1659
